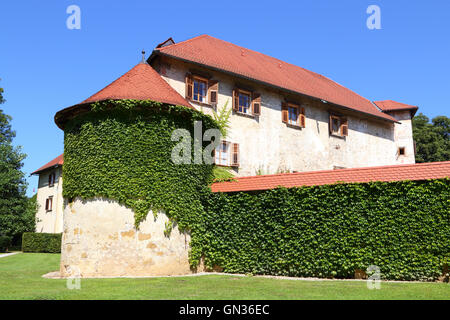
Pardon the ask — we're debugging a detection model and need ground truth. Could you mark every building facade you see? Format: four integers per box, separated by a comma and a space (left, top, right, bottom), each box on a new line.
31, 154, 64, 233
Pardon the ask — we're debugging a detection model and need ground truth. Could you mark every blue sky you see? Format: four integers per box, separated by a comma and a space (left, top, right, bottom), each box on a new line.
0, 0, 449, 196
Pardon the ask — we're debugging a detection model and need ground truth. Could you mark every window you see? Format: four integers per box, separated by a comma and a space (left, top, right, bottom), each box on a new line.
45, 196, 53, 211
238, 91, 251, 114
329, 114, 348, 137
215, 141, 239, 167
232, 89, 261, 116
398, 147, 406, 156
282, 102, 305, 127
185, 74, 219, 105
193, 77, 207, 103
48, 172, 56, 187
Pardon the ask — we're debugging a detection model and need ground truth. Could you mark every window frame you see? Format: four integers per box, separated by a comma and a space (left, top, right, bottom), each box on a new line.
398, 147, 406, 156
45, 196, 53, 212
48, 172, 56, 187
329, 114, 348, 137
192, 75, 208, 104
237, 89, 252, 115
214, 141, 239, 167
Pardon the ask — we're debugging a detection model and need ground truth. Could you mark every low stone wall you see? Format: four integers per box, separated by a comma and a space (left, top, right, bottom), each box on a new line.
60, 198, 195, 277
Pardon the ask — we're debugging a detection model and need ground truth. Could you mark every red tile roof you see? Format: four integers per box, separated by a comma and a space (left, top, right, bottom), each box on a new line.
31, 154, 64, 175
374, 100, 419, 116
211, 162, 450, 193
54, 63, 194, 129
154, 35, 397, 122
81, 63, 192, 108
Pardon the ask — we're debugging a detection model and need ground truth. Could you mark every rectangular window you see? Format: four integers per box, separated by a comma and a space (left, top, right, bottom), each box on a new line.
238, 91, 251, 114
329, 114, 348, 137
45, 197, 53, 211
215, 141, 229, 166
282, 102, 305, 127
288, 106, 298, 125
214, 141, 239, 167
48, 172, 55, 187
193, 77, 207, 103
398, 147, 406, 156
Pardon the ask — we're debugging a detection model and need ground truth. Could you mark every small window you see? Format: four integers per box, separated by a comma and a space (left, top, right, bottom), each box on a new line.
329, 114, 348, 137
193, 77, 207, 103
45, 196, 53, 211
398, 147, 406, 156
233, 89, 260, 116
48, 172, 56, 187
282, 102, 305, 127
238, 91, 251, 114
215, 141, 239, 167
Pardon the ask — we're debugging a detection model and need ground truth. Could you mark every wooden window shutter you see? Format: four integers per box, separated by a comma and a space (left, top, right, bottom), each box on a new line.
281, 103, 289, 123
329, 114, 333, 134
299, 107, 306, 128
232, 88, 239, 111
231, 143, 239, 167
185, 74, 193, 100
49, 198, 52, 211
208, 80, 219, 105
251, 93, 261, 115
45, 199, 49, 211
341, 118, 348, 136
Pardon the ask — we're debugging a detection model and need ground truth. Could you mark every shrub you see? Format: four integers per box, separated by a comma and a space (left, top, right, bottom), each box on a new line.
0, 235, 12, 252
22, 232, 62, 253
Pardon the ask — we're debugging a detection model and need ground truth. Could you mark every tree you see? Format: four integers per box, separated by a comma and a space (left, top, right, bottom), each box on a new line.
0, 81, 36, 244
413, 113, 450, 163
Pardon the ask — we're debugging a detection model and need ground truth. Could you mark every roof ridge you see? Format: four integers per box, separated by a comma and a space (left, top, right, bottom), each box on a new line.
156, 34, 208, 51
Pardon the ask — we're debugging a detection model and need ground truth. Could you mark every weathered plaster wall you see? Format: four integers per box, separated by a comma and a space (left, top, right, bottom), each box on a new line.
154, 57, 415, 176
60, 198, 196, 277
35, 167, 64, 233
390, 110, 416, 164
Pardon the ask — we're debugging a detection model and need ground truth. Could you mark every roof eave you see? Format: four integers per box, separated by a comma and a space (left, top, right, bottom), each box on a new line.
152, 50, 398, 124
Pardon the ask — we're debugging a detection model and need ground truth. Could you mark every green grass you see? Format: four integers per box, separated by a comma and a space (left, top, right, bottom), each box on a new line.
0, 253, 448, 300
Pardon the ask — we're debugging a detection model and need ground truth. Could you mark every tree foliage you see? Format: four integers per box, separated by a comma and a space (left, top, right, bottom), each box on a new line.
0, 83, 35, 240
413, 113, 450, 163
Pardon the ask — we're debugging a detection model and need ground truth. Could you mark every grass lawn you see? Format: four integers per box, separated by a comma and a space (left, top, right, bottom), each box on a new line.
0, 253, 448, 300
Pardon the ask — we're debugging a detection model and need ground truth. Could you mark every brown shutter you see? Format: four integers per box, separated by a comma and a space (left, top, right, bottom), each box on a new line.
45, 198, 49, 211
208, 80, 219, 104
49, 198, 52, 211
231, 143, 239, 167
341, 118, 348, 136
329, 114, 333, 134
185, 74, 193, 100
232, 88, 239, 111
299, 107, 306, 128
251, 93, 261, 115
281, 102, 289, 123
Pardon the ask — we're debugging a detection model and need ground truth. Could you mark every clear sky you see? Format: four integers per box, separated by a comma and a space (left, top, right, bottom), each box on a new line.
0, 0, 449, 196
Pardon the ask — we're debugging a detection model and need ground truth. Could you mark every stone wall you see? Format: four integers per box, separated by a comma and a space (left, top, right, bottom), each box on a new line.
60, 198, 195, 277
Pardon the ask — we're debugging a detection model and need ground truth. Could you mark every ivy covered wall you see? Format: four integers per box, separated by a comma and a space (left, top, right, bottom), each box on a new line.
62, 99, 449, 281
63, 100, 218, 230
199, 179, 449, 281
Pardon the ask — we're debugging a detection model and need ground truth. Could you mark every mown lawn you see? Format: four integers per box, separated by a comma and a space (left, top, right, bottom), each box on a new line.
0, 253, 448, 300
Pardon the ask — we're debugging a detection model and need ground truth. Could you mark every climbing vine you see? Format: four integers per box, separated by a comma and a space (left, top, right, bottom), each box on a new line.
63, 99, 218, 229
63, 99, 450, 281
